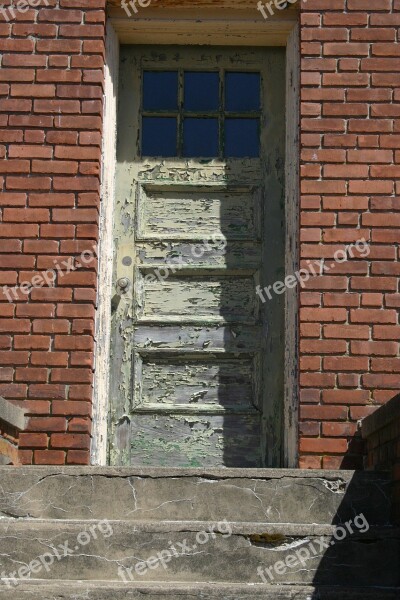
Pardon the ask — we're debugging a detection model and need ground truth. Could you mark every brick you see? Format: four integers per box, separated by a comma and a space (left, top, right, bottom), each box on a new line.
0, 351, 28, 365
34, 99, 81, 114
54, 335, 93, 351
37, 39, 82, 53
371, 358, 400, 373
72, 319, 94, 335
14, 335, 51, 350
351, 341, 398, 356
301, 308, 347, 322
350, 406, 377, 421
68, 384, 92, 401
322, 389, 370, 404
19, 433, 48, 449
300, 438, 348, 454
27, 417, 66, 432
34, 450, 65, 465
322, 422, 358, 437
0, 383, 27, 398
51, 368, 92, 384
52, 400, 91, 417
350, 309, 397, 324
351, 277, 397, 292
50, 433, 90, 449
16, 368, 47, 383
324, 356, 371, 371
324, 42, 369, 56
348, 0, 390, 8
30, 193, 75, 208
31, 352, 68, 367
16, 304, 55, 318
68, 417, 90, 432
300, 373, 336, 388
373, 326, 400, 340
361, 293, 384, 307
66, 449, 89, 465
363, 374, 400, 389
7, 177, 51, 191
28, 384, 66, 400
3, 208, 49, 222
300, 340, 347, 354
0, 367, 15, 381
323, 324, 370, 339
33, 320, 70, 334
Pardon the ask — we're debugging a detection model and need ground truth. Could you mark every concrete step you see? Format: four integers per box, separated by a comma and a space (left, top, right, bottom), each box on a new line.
0, 467, 392, 525
0, 520, 398, 587
0, 581, 399, 600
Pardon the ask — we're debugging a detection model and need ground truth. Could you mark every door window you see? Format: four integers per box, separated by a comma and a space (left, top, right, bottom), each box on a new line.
141, 70, 261, 158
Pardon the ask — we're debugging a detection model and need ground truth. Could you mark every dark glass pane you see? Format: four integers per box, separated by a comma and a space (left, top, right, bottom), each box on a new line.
183, 118, 219, 157
143, 71, 178, 111
225, 118, 259, 158
142, 117, 177, 157
184, 72, 219, 111
225, 72, 261, 112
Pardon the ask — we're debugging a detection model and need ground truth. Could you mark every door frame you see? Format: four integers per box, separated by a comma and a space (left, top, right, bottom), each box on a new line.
91, 2, 300, 468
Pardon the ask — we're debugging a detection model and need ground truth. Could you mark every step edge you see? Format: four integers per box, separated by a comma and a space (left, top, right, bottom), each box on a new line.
0, 466, 391, 480
0, 519, 398, 536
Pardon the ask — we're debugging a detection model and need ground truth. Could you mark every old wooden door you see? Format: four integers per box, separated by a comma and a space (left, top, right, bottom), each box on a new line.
109, 46, 285, 467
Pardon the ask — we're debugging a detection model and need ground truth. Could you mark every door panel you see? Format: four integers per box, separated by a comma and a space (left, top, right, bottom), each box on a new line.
110, 46, 286, 467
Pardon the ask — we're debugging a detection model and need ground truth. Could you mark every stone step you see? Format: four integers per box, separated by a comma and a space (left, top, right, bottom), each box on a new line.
0, 467, 392, 525
0, 520, 398, 587
0, 581, 399, 600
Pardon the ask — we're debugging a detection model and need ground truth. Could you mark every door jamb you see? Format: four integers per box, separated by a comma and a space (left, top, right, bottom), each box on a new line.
91, 14, 300, 468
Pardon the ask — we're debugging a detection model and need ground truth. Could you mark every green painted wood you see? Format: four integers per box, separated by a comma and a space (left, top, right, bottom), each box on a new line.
110, 46, 285, 467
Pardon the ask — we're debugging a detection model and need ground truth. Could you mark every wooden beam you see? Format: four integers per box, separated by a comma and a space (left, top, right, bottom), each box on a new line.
108, 0, 299, 9
91, 21, 119, 466
110, 16, 297, 46
284, 23, 300, 468
107, 0, 299, 46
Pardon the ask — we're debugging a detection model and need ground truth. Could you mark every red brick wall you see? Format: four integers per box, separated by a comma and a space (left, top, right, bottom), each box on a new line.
0, 0, 105, 465
299, 0, 400, 469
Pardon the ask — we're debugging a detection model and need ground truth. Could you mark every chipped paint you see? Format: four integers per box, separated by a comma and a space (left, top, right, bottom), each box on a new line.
109, 46, 285, 467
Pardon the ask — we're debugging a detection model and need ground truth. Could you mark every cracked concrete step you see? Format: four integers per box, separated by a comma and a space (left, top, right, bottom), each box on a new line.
0, 582, 399, 600
0, 520, 399, 587
0, 467, 392, 525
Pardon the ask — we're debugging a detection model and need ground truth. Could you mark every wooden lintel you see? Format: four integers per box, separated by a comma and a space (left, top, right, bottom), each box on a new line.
107, 2, 298, 46
107, 0, 299, 9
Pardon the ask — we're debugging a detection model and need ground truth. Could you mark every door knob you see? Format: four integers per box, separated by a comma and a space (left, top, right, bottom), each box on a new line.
117, 277, 130, 291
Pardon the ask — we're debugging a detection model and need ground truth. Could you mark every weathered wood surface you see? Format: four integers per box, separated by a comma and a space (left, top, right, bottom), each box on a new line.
91, 22, 119, 466
284, 23, 300, 468
110, 47, 285, 467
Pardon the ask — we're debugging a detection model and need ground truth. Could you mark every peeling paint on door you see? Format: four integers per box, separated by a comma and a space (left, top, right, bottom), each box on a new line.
109, 46, 286, 467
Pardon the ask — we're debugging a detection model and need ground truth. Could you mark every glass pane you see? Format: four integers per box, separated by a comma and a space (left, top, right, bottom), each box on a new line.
225, 73, 261, 112
143, 71, 178, 111
142, 117, 177, 157
183, 118, 219, 157
225, 119, 259, 158
184, 72, 219, 111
